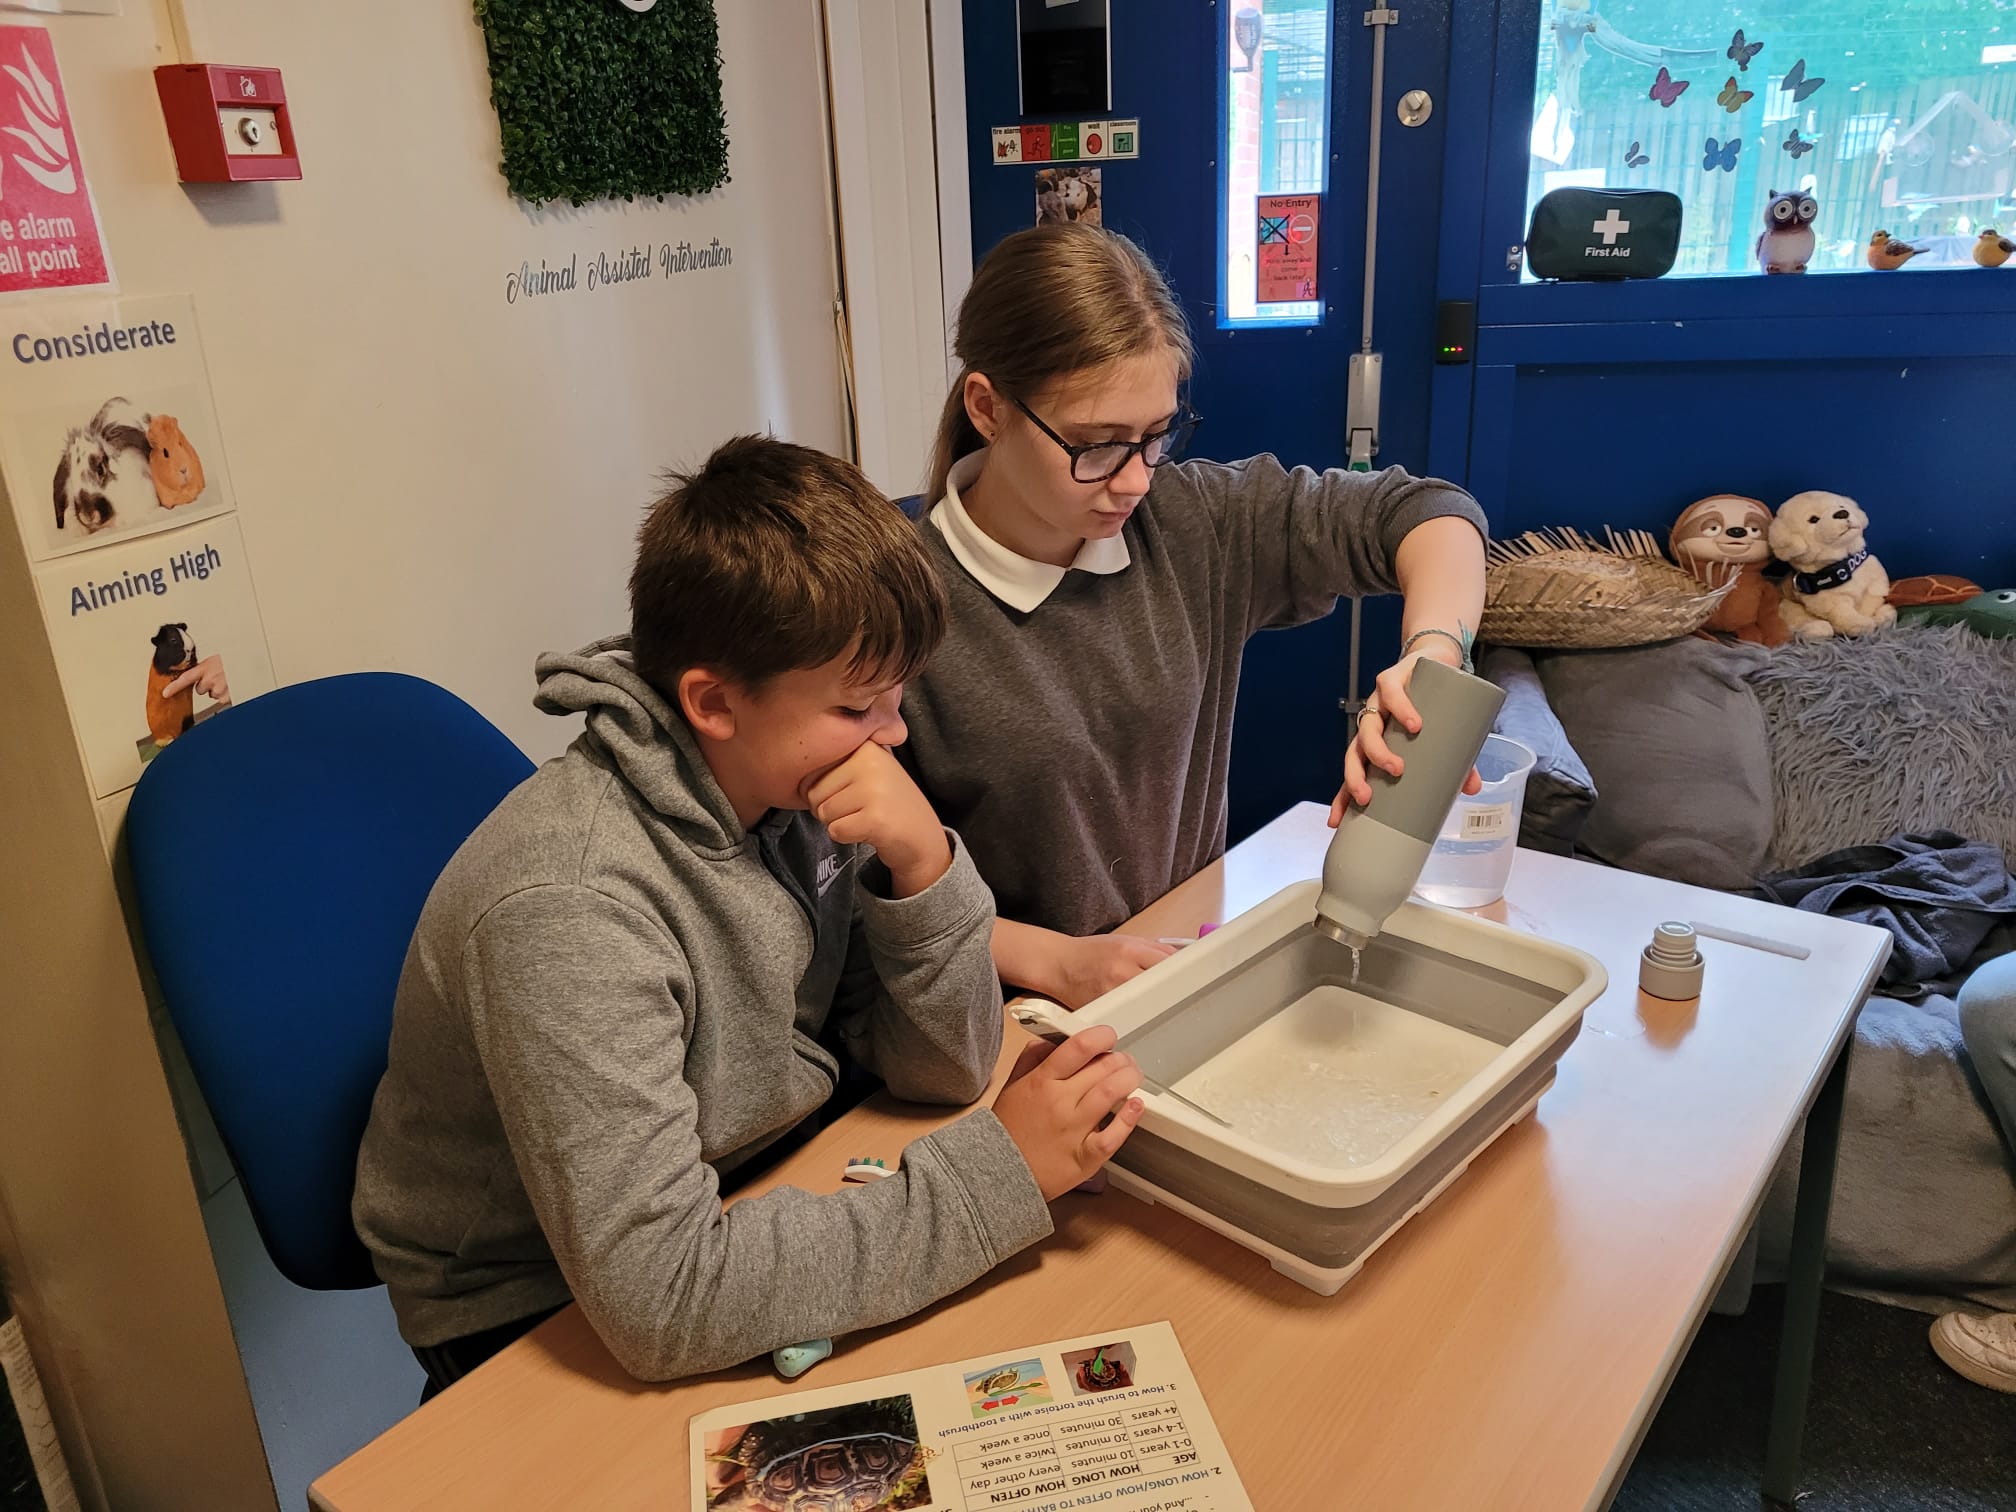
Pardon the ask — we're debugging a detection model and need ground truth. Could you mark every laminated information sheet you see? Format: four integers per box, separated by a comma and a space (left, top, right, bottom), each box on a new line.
691, 1320, 1253, 1512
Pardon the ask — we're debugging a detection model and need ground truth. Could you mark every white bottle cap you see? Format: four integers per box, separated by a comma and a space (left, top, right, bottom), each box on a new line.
1640, 921, 1704, 1001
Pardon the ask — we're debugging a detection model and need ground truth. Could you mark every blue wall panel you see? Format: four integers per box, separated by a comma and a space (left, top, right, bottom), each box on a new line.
1484, 357, 2016, 584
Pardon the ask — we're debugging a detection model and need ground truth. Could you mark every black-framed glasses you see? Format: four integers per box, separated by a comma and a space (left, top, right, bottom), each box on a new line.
1010, 395, 1202, 483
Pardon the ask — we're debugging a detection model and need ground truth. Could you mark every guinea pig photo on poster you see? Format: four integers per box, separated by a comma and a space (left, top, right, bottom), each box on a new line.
53, 396, 155, 537
49, 394, 214, 540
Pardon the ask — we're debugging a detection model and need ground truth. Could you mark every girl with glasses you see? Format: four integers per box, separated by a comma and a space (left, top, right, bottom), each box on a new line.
899, 224, 1488, 1009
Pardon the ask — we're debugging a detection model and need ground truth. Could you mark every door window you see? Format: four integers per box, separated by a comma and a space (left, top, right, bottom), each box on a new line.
1222, 0, 1334, 324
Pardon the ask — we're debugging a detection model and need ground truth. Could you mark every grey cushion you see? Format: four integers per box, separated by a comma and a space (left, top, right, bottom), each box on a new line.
1478, 645, 1597, 857
1534, 637, 1774, 891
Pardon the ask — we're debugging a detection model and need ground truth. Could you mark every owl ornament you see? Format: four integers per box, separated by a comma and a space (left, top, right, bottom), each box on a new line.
1756, 190, 1818, 274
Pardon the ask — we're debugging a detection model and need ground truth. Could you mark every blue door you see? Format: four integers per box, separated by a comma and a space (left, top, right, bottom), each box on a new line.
962, 1, 1466, 843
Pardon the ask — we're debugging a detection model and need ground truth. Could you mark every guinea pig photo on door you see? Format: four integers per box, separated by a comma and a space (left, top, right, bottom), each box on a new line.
1035, 165, 1102, 227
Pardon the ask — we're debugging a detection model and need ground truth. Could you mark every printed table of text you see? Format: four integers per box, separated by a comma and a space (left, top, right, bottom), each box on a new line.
955, 1400, 1203, 1504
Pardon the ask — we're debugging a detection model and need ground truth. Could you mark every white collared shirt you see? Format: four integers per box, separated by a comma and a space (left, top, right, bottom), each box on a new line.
928, 449, 1131, 613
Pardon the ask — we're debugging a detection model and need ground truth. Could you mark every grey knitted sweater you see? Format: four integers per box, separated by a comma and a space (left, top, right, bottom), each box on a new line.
900, 454, 1486, 938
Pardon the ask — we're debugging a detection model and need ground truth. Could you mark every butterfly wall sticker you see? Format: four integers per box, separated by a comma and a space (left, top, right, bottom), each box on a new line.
1551, 4, 1716, 123
1783, 127, 1816, 159
1728, 28, 1763, 72
1650, 66, 1690, 108
1782, 59, 1826, 103
1625, 140, 1651, 168
1703, 135, 1742, 173
1719, 76, 1755, 113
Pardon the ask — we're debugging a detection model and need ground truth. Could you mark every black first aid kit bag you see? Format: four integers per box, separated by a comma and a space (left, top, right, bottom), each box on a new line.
1525, 188, 1683, 281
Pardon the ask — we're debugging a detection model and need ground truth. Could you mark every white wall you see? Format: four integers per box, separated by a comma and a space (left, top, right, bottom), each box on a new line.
0, 5, 849, 1506
67, 0, 846, 760
825, 0, 949, 500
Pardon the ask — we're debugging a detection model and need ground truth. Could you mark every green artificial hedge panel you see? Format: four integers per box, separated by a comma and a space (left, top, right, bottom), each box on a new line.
473, 0, 730, 207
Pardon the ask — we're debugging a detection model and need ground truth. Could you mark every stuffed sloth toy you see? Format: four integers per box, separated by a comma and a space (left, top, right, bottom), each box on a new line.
1669, 495, 1791, 647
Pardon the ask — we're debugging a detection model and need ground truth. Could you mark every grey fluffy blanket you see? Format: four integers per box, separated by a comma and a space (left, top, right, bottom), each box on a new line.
1744, 624, 2016, 873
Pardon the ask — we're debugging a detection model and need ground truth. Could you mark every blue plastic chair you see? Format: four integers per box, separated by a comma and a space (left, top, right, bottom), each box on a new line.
127, 673, 533, 1290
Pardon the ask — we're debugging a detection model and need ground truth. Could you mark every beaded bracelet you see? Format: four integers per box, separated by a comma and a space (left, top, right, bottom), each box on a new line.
1400, 624, 1475, 674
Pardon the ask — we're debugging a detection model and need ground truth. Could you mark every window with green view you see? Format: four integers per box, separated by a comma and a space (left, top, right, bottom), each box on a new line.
1528, 1, 2016, 275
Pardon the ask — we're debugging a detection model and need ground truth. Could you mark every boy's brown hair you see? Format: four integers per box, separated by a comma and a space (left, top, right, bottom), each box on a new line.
630, 435, 946, 696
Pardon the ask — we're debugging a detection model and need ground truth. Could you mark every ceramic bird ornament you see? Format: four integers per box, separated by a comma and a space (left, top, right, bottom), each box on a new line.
1975, 228, 2016, 268
1866, 230, 1924, 270
1757, 190, 1818, 274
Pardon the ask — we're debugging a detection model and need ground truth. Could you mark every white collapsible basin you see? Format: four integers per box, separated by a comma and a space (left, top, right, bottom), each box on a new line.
1023, 882, 1608, 1295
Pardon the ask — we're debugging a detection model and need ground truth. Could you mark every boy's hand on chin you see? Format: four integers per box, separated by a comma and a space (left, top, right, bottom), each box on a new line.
805, 742, 952, 898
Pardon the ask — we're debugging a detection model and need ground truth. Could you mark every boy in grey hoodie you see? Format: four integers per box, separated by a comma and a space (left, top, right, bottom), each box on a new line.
353, 437, 1144, 1392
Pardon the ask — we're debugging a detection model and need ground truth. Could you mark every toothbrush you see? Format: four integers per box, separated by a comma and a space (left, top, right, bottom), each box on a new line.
1008, 1006, 1233, 1129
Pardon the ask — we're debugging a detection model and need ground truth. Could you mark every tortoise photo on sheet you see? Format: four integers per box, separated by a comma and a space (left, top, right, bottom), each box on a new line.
705, 1394, 932, 1511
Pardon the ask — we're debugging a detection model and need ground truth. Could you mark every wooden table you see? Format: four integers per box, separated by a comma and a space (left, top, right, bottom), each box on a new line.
311, 804, 1889, 1512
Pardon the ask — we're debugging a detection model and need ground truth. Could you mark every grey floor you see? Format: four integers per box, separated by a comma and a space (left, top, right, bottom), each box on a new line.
0, 1179, 420, 1512
1615, 1287, 2015, 1511
198, 1177, 423, 1510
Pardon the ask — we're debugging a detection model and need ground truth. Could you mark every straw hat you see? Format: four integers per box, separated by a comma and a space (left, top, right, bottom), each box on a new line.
1482, 527, 1738, 650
